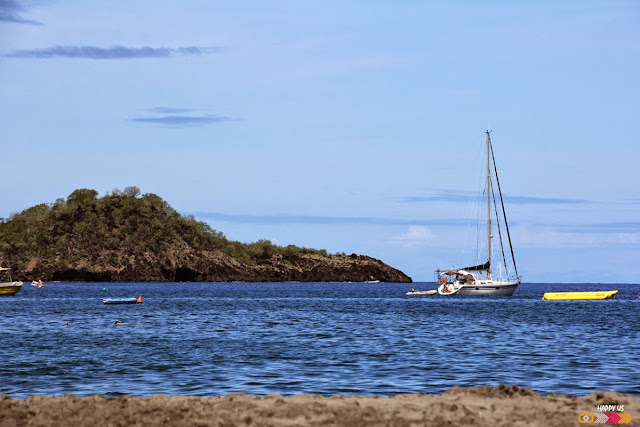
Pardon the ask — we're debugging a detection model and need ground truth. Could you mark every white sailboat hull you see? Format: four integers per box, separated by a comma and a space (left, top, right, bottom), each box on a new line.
438, 280, 519, 296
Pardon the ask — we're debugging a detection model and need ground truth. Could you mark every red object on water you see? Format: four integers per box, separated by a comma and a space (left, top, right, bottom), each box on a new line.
136, 295, 143, 304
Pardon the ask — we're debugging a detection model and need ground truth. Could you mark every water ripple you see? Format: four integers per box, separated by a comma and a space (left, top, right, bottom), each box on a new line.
1, 282, 639, 397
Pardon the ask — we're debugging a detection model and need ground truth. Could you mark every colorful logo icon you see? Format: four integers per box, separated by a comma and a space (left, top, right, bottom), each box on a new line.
578, 411, 594, 423
578, 411, 633, 424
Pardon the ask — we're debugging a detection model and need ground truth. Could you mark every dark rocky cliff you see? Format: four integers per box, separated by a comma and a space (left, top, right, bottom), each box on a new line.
0, 188, 411, 283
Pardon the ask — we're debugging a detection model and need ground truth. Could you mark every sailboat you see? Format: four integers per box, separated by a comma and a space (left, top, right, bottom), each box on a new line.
436, 131, 521, 296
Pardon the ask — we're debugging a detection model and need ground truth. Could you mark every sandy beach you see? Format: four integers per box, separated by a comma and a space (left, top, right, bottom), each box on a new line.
1, 385, 638, 426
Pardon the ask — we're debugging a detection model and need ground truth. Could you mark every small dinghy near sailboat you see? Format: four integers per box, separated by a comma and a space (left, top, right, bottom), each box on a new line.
406, 289, 437, 296
436, 131, 521, 296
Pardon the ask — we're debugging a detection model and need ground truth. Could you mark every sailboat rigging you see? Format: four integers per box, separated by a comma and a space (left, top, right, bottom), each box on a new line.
436, 131, 521, 296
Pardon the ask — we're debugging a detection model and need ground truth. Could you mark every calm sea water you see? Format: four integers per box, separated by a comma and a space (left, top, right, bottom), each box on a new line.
1, 282, 639, 398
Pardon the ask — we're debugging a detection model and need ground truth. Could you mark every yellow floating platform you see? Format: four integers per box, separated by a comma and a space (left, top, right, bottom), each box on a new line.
542, 290, 618, 300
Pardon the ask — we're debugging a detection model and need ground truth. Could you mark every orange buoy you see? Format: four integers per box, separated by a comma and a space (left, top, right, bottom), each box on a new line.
136, 295, 143, 304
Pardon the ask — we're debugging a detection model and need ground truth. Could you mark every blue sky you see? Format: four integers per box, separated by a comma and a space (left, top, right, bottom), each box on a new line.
1, 1, 638, 283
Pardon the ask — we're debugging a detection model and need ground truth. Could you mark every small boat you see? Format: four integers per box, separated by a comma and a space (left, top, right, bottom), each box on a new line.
542, 290, 618, 300
406, 289, 437, 295
436, 131, 521, 296
0, 267, 23, 295
103, 295, 143, 304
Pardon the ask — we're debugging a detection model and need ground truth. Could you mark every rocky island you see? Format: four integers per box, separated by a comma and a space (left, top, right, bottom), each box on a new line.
0, 187, 411, 283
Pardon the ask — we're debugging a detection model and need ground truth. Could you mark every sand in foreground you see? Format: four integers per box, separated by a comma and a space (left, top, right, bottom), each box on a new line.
1, 385, 638, 427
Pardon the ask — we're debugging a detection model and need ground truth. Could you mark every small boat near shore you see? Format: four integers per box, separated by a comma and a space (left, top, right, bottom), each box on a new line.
103, 295, 143, 305
542, 290, 618, 300
0, 267, 23, 295
406, 289, 437, 296
0, 282, 23, 295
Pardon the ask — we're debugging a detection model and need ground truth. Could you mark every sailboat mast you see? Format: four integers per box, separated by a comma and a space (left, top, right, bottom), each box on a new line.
486, 130, 492, 279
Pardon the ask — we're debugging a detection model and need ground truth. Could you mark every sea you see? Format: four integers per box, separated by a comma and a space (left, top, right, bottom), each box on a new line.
1, 282, 638, 399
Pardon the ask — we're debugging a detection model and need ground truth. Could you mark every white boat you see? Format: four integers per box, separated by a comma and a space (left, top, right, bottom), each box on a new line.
0, 267, 23, 295
436, 131, 521, 296
406, 289, 437, 296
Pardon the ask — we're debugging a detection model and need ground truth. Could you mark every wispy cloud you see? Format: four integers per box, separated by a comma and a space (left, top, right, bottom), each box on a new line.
390, 226, 435, 247
505, 195, 590, 205
130, 107, 235, 127
516, 224, 640, 249
563, 222, 640, 234
398, 189, 590, 205
192, 211, 640, 248
147, 107, 194, 114
3, 45, 220, 59
0, 0, 43, 25
130, 115, 233, 127
398, 192, 476, 204
189, 211, 467, 227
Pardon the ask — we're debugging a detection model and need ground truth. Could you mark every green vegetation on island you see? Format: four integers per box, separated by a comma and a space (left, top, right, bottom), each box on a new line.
0, 187, 411, 283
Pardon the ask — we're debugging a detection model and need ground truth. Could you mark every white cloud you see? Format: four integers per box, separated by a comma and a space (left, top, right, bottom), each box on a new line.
390, 225, 435, 247
515, 225, 640, 249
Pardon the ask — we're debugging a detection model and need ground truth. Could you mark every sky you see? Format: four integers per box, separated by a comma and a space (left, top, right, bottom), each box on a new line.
1, 0, 639, 283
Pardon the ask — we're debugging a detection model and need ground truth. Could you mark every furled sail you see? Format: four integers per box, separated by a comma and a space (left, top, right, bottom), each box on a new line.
461, 261, 490, 271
